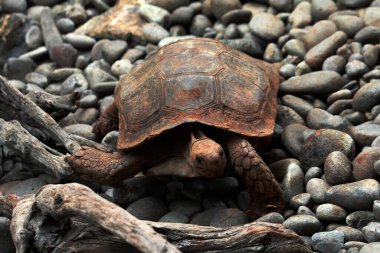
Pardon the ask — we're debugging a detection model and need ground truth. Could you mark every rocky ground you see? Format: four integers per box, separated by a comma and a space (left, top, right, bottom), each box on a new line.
1, 0, 380, 252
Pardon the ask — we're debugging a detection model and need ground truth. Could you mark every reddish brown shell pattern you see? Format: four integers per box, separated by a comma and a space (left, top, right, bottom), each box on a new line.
115, 38, 280, 150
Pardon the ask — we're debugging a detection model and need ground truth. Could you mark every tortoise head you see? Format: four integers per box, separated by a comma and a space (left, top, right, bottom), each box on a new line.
190, 131, 226, 178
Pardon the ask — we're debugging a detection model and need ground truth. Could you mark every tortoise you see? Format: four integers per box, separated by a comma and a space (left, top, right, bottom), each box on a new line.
68, 38, 284, 218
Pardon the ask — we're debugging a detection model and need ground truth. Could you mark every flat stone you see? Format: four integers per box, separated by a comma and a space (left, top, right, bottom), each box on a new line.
300, 129, 355, 168
339, 0, 372, 8
316, 204, 347, 222
60, 73, 88, 95
324, 151, 353, 185
280, 71, 347, 95
63, 33, 96, 49
208, 177, 239, 196
126, 196, 168, 221
311, 230, 344, 253
249, 13, 285, 41
283, 214, 322, 236
306, 178, 330, 204
305, 31, 347, 69
346, 211, 375, 229
325, 179, 380, 210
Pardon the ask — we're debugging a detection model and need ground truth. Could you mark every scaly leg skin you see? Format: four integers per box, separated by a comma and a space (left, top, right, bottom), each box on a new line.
227, 136, 285, 220
93, 101, 119, 139
67, 147, 140, 186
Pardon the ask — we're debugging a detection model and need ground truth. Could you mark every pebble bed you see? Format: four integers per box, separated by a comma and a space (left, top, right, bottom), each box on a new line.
1, 0, 380, 252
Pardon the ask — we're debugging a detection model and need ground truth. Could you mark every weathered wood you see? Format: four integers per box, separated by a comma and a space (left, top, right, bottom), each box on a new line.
7, 183, 311, 253
0, 75, 80, 153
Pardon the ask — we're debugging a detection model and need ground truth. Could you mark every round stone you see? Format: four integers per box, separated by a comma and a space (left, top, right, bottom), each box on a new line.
322, 55, 346, 73
210, 0, 242, 19
334, 226, 363, 242
0, 217, 15, 253
306, 108, 351, 133
249, 13, 285, 41
316, 204, 347, 222
209, 208, 249, 228
303, 20, 338, 50
283, 214, 322, 236
360, 242, 380, 253
127, 196, 168, 221
255, 212, 284, 223
143, 23, 170, 44
168, 200, 203, 217
2, 0, 27, 13
362, 222, 380, 242
63, 33, 96, 49
190, 14, 213, 36
324, 151, 352, 185
171, 6, 194, 26
25, 25, 43, 50
311, 0, 337, 21
190, 208, 223, 226
346, 60, 369, 79
63, 124, 95, 141
300, 129, 355, 169
311, 230, 344, 253
352, 82, 380, 112
306, 178, 330, 204
346, 211, 375, 230
330, 15, 364, 38
325, 179, 380, 210
221, 9, 252, 25
282, 163, 305, 202
145, 0, 190, 12
351, 123, 380, 147
158, 211, 189, 223
354, 26, 380, 44
363, 7, 380, 27
352, 147, 380, 181
290, 193, 311, 210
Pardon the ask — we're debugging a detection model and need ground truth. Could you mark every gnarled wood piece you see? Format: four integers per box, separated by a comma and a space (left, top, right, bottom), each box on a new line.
8, 183, 311, 253
0, 75, 80, 153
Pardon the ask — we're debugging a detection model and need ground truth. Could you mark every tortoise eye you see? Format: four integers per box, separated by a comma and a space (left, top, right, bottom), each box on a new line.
219, 149, 224, 156
196, 154, 203, 163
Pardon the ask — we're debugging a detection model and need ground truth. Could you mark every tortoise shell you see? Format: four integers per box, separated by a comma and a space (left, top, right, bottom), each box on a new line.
115, 38, 280, 150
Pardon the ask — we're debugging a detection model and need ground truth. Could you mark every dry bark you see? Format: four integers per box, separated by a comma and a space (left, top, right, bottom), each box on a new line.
5, 183, 311, 253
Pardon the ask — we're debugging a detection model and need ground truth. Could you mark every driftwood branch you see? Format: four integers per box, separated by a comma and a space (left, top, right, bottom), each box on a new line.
0, 75, 80, 153
6, 183, 311, 253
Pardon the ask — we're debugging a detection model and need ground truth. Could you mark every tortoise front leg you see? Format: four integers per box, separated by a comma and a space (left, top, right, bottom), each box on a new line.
93, 101, 119, 139
226, 136, 285, 219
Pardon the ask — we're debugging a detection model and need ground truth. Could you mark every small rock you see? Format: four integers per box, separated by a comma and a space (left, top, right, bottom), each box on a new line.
362, 45, 379, 68
300, 129, 355, 168
24, 72, 48, 88
360, 242, 380, 253
306, 178, 330, 204
255, 212, 284, 223
339, 0, 372, 8
276, 105, 305, 127
305, 166, 323, 184
283, 214, 322, 236
143, 23, 170, 44
335, 226, 363, 242
351, 123, 380, 147
221, 9, 251, 25
280, 71, 347, 95
374, 200, 380, 221
101, 130, 119, 150
56, 18, 75, 34
145, 0, 189, 12
263, 43, 282, 63
324, 151, 352, 185
283, 39, 307, 60
5, 177, 47, 196
60, 73, 88, 95
169, 200, 202, 217
346, 211, 375, 229
25, 25, 43, 50
330, 15, 364, 38
126, 196, 168, 221
352, 82, 380, 112
354, 26, 380, 44
63, 124, 95, 140
305, 31, 347, 69
49, 43, 78, 68
249, 13, 285, 41
102, 40, 128, 64
352, 147, 380, 181
290, 193, 311, 209
281, 124, 309, 158
190, 208, 223, 226
171, 6, 194, 26
2, 0, 27, 13
323, 55, 346, 73
210, 0, 241, 19
158, 211, 189, 223
269, 0, 293, 12
111, 59, 133, 77
363, 7, 380, 27
282, 163, 305, 202
208, 177, 239, 196
220, 38, 263, 57
139, 3, 171, 27
327, 89, 352, 104
346, 60, 369, 79
209, 208, 249, 228
307, 108, 351, 132
303, 20, 338, 49
325, 179, 380, 210
362, 222, 380, 242
316, 204, 347, 222
4, 57, 36, 80
311, 230, 344, 253
311, 0, 338, 21
63, 33, 96, 49
190, 14, 212, 36
289, 1, 312, 28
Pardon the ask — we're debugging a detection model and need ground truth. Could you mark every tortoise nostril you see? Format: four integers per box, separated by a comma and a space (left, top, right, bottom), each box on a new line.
196, 154, 203, 163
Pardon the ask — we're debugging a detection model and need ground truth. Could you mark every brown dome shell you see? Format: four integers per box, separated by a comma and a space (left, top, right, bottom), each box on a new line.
115, 38, 280, 150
